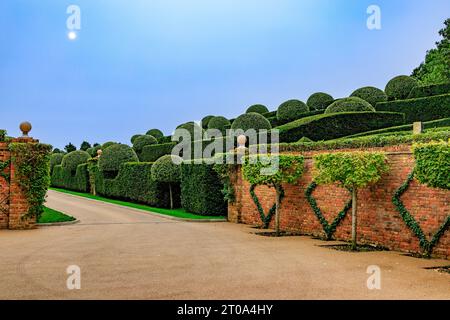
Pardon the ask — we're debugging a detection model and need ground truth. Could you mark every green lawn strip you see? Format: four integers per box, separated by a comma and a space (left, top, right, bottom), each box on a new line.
38, 206, 76, 224
49, 187, 226, 220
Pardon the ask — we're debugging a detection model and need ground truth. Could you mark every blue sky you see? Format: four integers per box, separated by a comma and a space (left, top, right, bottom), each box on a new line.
0, 0, 449, 149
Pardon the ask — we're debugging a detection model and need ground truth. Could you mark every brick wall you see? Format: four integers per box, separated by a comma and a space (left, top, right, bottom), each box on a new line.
229, 145, 450, 259
0, 138, 38, 230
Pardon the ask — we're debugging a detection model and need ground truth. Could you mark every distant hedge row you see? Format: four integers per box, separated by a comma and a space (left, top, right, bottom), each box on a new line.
277, 111, 405, 142
376, 93, 450, 123
407, 82, 450, 99
51, 163, 89, 192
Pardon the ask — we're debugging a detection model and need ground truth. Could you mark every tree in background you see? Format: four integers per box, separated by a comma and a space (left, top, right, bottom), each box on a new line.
64, 143, 76, 153
412, 19, 450, 85
80, 141, 91, 151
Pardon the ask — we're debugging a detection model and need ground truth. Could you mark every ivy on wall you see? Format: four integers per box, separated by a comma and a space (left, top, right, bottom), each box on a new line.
305, 181, 352, 240
413, 140, 449, 189
9, 143, 51, 219
213, 153, 240, 204
0, 159, 11, 183
249, 183, 284, 229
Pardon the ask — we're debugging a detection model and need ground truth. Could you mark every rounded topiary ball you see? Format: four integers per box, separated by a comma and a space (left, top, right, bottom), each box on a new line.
50, 153, 64, 172
246, 104, 269, 114
324, 97, 375, 114
176, 122, 204, 140
307, 92, 334, 110
207, 116, 231, 133
201, 115, 215, 129
151, 155, 182, 183
230, 112, 272, 132
61, 150, 90, 174
146, 129, 164, 140
385, 75, 418, 100
130, 134, 142, 144
350, 86, 387, 107
277, 99, 309, 122
133, 134, 158, 153
98, 143, 138, 173
102, 141, 117, 150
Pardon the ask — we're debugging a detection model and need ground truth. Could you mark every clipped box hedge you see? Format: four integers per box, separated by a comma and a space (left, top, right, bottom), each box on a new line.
94, 162, 175, 208
407, 82, 450, 99
51, 163, 90, 192
181, 161, 227, 216
376, 93, 450, 123
158, 135, 174, 144
140, 142, 177, 162
276, 111, 405, 143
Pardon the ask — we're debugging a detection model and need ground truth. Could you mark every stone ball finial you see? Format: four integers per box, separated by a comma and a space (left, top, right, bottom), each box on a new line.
97, 149, 103, 157
237, 135, 247, 147
20, 121, 32, 137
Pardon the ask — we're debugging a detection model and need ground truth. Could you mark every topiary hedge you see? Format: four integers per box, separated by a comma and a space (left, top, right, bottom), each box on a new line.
307, 92, 334, 111
407, 82, 450, 99
385, 75, 418, 100
151, 155, 182, 209
158, 135, 173, 144
230, 112, 272, 132
375, 93, 450, 123
176, 122, 204, 141
61, 150, 90, 175
181, 161, 227, 215
324, 97, 375, 114
201, 115, 215, 129
140, 142, 177, 162
102, 141, 117, 150
50, 153, 64, 173
130, 134, 143, 144
98, 143, 138, 177
277, 111, 405, 142
133, 134, 158, 154
146, 129, 164, 140
51, 163, 90, 192
86, 145, 101, 158
277, 99, 309, 122
350, 86, 387, 107
246, 104, 269, 114
207, 116, 231, 134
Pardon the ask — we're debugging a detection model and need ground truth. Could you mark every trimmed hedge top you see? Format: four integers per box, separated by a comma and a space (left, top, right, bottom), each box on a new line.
307, 92, 334, 111
176, 122, 204, 141
98, 143, 138, 174
151, 154, 182, 183
246, 104, 269, 114
385, 75, 418, 100
407, 82, 450, 99
201, 115, 215, 129
50, 153, 64, 172
133, 134, 158, 153
146, 129, 164, 140
231, 112, 272, 132
61, 150, 90, 174
277, 99, 309, 122
207, 116, 231, 133
350, 86, 387, 107
325, 97, 375, 114
102, 141, 117, 150
413, 140, 449, 189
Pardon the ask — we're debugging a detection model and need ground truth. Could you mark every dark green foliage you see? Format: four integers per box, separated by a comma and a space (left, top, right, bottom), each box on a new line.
86, 145, 102, 158
249, 184, 282, 229
407, 82, 450, 98
9, 143, 52, 219
176, 122, 204, 141
130, 134, 142, 144
297, 137, 313, 143
277, 112, 404, 142
133, 134, 158, 154
207, 116, 231, 134
51, 163, 90, 192
350, 86, 387, 106
61, 150, 90, 174
50, 153, 64, 173
325, 97, 375, 114
0, 129, 5, 141
269, 110, 324, 127
385, 75, 418, 100
94, 162, 174, 208
80, 141, 91, 151
375, 93, 450, 123
262, 110, 277, 118
64, 143, 76, 153
140, 142, 176, 162
413, 141, 449, 189
151, 155, 181, 183
98, 143, 138, 176
52, 148, 62, 154
102, 141, 117, 150
146, 129, 164, 140
181, 162, 227, 215
307, 92, 334, 110
277, 99, 309, 122
246, 104, 269, 114
201, 115, 215, 129
412, 19, 450, 85
158, 135, 173, 144
230, 112, 272, 132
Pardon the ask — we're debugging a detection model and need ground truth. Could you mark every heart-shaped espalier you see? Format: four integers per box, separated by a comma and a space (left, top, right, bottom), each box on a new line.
393, 171, 450, 257
249, 184, 284, 229
305, 181, 352, 240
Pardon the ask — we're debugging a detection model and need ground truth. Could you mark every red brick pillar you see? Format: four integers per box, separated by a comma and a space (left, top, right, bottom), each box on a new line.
8, 137, 38, 229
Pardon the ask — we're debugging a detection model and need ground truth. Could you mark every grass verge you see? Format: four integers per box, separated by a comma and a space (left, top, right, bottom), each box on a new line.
49, 187, 226, 220
38, 206, 76, 224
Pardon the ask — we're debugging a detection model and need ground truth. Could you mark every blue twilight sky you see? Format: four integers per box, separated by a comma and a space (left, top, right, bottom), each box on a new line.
0, 0, 449, 149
